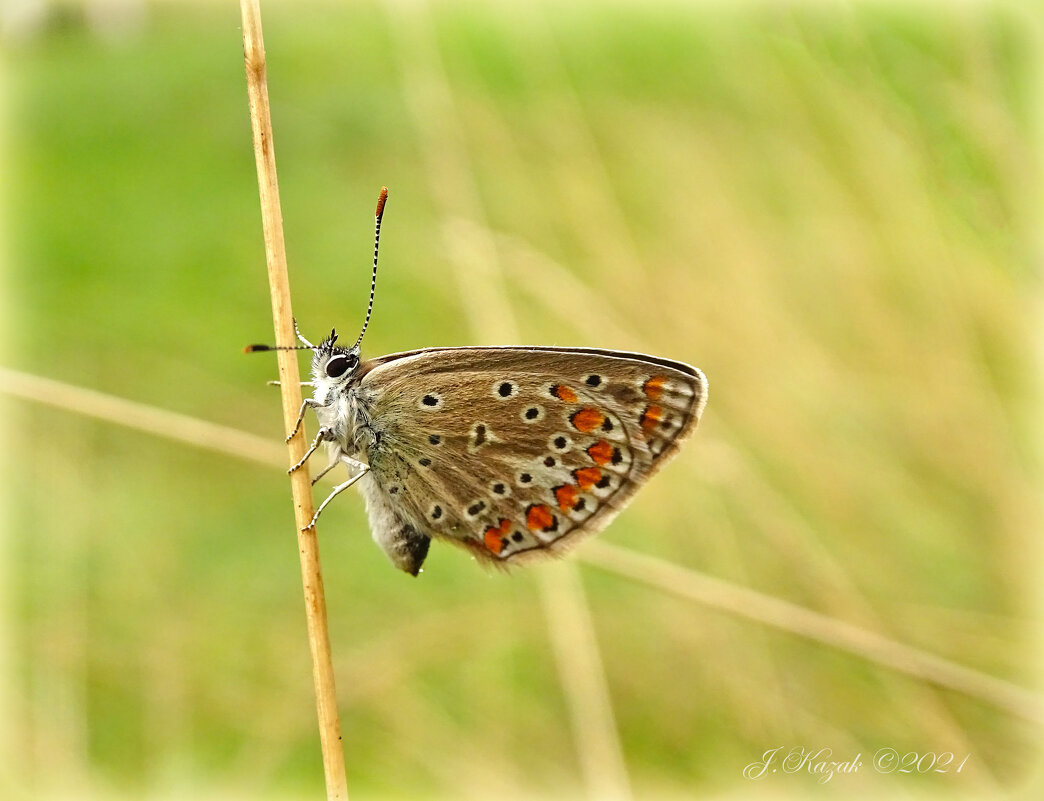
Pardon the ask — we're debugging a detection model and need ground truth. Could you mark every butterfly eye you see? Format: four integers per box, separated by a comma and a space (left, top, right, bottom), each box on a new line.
325, 354, 357, 378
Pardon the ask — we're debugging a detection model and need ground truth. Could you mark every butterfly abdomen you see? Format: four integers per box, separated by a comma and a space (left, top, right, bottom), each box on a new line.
358, 471, 431, 575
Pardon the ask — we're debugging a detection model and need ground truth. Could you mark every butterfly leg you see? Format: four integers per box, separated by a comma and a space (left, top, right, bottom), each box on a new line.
311, 449, 367, 485
288, 426, 332, 474
285, 398, 320, 442
310, 451, 340, 485
304, 462, 370, 530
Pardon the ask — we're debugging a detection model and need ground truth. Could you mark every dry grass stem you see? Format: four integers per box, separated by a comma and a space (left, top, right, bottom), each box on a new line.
239, 1, 348, 797
580, 541, 1044, 726
0, 366, 285, 468
538, 563, 632, 801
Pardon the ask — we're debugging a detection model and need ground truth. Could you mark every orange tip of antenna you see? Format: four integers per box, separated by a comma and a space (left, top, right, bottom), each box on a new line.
376, 186, 388, 218
244, 344, 269, 353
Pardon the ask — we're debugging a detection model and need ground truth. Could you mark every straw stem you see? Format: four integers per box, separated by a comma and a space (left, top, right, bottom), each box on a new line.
239, 2, 349, 797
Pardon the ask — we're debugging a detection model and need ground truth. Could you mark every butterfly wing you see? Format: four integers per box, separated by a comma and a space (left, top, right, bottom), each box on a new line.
355, 347, 707, 565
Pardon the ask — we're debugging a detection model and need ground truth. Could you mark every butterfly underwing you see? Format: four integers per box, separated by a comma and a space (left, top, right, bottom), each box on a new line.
248, 189, 708, 575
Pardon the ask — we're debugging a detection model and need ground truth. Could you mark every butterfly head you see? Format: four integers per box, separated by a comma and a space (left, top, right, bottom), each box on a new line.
244, 186, 388, 388
312, 328, 362, 388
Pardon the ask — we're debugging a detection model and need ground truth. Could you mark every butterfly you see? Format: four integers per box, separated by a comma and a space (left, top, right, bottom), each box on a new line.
247, 188, 708, 575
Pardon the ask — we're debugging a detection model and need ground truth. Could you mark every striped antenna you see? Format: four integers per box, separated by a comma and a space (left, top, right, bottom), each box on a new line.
243, 343, 313, 353
353, 186, 387, 350
244, 318, 317, 354
293, 318, 315, 349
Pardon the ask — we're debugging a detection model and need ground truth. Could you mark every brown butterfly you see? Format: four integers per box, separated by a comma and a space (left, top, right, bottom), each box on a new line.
248, 189, 708, 575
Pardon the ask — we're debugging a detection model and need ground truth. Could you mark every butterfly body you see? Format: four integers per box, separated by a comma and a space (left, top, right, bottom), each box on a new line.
300, 335, 707, 575
250, 188, 707, 575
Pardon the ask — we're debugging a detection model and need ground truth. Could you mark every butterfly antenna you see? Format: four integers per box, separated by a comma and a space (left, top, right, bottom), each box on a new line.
294, 318, 315, 349
353, 186, 387, 350
243, 342, 314, 353
244, 317, 317, 353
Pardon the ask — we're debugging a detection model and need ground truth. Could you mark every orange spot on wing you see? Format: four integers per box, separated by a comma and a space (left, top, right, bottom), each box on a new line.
552, 384, 578, 403
526, 504, 554, 532
483, 518, 512, 554
586, 440, 613, 466
573, 467, 602, 491
640, 405, 664, 432
571, 407, 605, 433
643, 377, 666, 400
554, 484, 579, 511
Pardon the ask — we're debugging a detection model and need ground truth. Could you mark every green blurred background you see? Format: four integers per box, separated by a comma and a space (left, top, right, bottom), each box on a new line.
2, 1, 1041, 798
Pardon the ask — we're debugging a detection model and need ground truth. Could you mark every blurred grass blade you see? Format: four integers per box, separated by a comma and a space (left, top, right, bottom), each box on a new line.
0, 365, 284, 468
580, 541, 1044, 726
